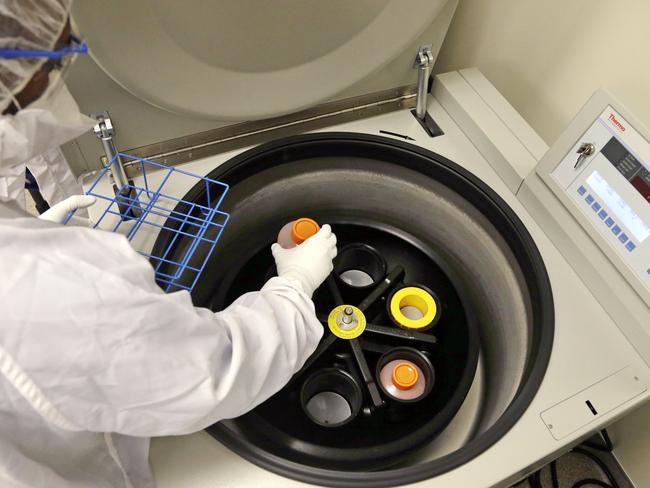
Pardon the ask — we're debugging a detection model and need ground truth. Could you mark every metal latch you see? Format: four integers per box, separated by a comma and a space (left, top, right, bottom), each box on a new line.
91, 111, 142, 220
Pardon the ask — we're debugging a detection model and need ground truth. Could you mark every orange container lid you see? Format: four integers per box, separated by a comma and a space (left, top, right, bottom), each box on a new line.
392, 362, 419, 390
291, 218, 320, 244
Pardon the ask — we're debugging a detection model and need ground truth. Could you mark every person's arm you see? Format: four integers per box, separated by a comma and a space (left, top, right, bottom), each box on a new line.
0, 218, 335, 436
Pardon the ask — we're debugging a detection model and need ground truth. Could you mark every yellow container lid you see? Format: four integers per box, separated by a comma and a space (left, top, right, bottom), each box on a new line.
389, 286, 438, 330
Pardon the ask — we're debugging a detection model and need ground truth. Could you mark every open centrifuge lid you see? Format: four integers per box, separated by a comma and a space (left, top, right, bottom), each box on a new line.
72, 0, 448, 121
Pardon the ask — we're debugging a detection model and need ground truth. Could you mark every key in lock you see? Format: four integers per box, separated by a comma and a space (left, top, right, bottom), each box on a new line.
574, 142, 596, 169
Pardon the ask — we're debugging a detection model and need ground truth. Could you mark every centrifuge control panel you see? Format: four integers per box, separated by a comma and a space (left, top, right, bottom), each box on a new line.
551, 106, 650, 294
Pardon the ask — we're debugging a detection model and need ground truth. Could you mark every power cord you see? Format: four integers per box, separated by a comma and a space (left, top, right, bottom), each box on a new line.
524, 429, 619, 488
582, 430, 614, 453
550, 460, 559, 487
571, 447, 618, 488
572, 480, 614, 488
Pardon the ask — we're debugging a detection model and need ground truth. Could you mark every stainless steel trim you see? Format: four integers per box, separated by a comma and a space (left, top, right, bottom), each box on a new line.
112, 84, 418, 177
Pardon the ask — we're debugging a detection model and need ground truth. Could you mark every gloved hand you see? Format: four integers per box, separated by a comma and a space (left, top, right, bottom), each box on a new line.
271, 224, 337, 298
38, 194, 97, 225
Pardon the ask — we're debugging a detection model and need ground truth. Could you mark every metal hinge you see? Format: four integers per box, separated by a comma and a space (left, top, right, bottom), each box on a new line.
413, 45, 433, 121
411, 46, 442, 138
91, 111, 129, 190
91, 111, 142, 220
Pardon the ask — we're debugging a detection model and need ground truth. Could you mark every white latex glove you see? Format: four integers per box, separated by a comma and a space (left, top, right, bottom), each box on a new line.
38, 194, 97, 225
271, 224, 337, 298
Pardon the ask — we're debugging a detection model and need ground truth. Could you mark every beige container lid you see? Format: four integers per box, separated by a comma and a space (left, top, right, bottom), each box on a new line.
72, 0, 447, 121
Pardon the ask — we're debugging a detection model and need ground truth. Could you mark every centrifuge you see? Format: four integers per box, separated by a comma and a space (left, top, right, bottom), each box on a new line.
63, 2, 650, 486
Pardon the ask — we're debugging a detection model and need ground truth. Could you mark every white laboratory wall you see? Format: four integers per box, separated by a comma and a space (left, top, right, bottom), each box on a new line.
434, 0, 650, 145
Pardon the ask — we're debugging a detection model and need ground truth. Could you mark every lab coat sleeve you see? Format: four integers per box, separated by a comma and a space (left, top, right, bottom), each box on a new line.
0, 219, 324, 436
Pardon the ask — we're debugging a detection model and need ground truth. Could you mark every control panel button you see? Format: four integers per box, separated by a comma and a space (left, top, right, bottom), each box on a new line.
586, 194, 594, 204
598, 209, 607, 220
578, 185, 587, 195
612, 225, 621, 235
618, 233, 629, 244
605, 217, 615, 227
592, 202, 602, 212
625, 241, 636, 252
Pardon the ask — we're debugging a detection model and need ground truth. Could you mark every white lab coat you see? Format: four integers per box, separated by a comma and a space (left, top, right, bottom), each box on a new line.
0, 82, 95, 209
0, 147, 83, 210
0, 202, 323, 488
27, 147, 85, 204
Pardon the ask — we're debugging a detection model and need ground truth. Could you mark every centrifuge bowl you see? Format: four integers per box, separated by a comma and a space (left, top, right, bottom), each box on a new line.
155, 133, 554, 487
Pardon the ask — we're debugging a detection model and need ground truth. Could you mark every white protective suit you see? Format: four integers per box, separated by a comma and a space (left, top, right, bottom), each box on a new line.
0, 0, 94, 209
0, 82, 95, 208
0, 201, 326, 487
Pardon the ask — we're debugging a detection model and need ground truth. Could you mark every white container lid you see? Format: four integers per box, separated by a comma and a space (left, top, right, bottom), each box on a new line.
72, 0, 447, 121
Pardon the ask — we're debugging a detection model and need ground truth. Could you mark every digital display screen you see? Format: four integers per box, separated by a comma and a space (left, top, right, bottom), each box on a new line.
631, 172, 650, 203
601, 137, 650, 204
587, 170, 650, 242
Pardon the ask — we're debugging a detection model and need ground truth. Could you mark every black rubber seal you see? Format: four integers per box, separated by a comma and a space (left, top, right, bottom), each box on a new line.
155, 133, 555, 487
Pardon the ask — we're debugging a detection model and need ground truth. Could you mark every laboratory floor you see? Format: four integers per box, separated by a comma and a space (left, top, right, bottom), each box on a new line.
512, 433, 633, 488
